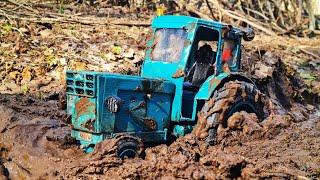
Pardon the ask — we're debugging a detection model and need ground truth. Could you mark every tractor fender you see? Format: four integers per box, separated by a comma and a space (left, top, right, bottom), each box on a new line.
195, 72, 255, 101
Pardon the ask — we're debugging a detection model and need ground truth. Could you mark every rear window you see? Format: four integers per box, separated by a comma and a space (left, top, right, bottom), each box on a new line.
151, 29, 187, 63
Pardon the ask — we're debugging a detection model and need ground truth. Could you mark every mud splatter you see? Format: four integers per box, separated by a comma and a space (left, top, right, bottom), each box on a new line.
75, 97, 94, 119
172, 69, 185, 78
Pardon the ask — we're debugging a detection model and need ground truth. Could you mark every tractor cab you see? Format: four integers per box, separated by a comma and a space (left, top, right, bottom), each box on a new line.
141, 16, 245, 134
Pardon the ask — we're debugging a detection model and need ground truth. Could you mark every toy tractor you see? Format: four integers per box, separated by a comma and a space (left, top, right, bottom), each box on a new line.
66, 15, 265, 158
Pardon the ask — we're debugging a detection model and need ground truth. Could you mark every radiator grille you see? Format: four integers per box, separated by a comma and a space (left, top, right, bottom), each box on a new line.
66, 72, 96, 97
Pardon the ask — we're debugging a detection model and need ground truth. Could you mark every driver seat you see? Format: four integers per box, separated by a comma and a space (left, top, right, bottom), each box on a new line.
185, 44, 214, 89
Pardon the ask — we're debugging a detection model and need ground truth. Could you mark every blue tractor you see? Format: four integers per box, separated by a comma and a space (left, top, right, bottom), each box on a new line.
66, 15, 265, 158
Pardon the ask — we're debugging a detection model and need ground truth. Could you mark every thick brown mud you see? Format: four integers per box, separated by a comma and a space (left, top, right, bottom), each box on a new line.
0, 77, 319, 179
0, 96, 320, 179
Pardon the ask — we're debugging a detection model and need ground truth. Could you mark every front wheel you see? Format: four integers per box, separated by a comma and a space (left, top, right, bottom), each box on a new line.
116, 136, 143, 159
194, 80, 266, 145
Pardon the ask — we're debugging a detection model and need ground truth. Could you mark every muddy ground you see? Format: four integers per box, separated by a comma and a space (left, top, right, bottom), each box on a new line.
1, 1, 320, 179
0, 91, 319, 179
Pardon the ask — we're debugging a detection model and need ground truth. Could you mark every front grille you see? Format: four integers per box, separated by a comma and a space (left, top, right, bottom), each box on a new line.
76, 81, 84, 87
86, 82, 94, 88
66, 71, 96, 97
86, 75, 94, 81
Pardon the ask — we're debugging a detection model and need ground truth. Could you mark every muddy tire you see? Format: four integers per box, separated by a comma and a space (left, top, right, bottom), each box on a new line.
116, 136, 143, 159
195, 80, 266, 145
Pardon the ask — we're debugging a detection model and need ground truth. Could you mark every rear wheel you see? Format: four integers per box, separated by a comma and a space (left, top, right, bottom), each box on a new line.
194, 80, 266, 145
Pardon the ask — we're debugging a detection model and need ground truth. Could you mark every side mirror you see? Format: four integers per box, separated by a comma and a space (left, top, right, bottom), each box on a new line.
243, 27, 255, 41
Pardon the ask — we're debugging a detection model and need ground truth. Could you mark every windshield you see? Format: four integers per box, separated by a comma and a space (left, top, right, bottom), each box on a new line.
151, 29, 188, 63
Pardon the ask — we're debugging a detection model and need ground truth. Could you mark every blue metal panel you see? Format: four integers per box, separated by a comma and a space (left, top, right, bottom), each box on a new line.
195, 73, 228, 100
151, 15, 233, 30
151, 15, 198, 29
96, 73, 175, 135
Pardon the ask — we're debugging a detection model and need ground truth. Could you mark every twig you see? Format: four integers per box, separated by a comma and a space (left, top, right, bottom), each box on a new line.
0, 9, 14, 24
222, 9, 277, 36
110, 21, 150, 27
4, 0, 38, 13
1, 8, 40, 18
243, 7, 269, 21
11, 27, 24, 36
271, 0, 285, 28
299, 48, 320, 59
257, 0, 264, 13
313, 30, 320, 35
205, 0, 215, 20
175, 0, 211, 20
266, 1, 276, 23
270, 22, 287, 33
296, 0, 303, 25
214, 0, 222, 22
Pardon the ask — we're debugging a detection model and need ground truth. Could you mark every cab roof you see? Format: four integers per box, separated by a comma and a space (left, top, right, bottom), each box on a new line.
151, 15, 233, 30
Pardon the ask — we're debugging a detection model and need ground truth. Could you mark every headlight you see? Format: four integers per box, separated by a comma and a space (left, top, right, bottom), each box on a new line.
105, 96, 122, 113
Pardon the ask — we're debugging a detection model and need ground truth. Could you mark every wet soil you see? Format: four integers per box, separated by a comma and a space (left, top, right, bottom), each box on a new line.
0, 94, 319, 179
0, 52, 319, 179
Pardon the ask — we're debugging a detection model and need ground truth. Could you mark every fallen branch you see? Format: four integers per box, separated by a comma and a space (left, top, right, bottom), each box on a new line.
175, 1, 211, 20
221, 9, 277, 36
243, 6, 269, 21
1, 12, 151, 27
178, 0, 274, 35
205, 0, 215, 20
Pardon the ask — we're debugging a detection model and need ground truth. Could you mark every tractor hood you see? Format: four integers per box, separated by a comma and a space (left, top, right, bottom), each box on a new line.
67, 71, 175, 143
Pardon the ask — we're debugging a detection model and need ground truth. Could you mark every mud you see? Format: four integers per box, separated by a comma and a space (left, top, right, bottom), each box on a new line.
0, 90, 319, 179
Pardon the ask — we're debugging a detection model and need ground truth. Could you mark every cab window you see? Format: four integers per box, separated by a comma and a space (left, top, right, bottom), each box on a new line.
222, 33, 240, 71
151, 29, 188, 63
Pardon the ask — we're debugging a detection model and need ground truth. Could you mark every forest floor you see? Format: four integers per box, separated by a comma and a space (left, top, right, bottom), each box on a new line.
0, 1, 319, 179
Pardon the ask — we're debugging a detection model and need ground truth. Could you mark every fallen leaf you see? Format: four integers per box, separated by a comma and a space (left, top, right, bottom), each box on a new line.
74, 61, 87, 70
2, 23, 12, 32
39, 29, 52, 39
111, 46, 122, 55
21, 84, 29, 94
22, 67, 32, 82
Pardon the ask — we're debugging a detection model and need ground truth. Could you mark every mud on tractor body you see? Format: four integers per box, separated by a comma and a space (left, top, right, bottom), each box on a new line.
66, 15, 265, 158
